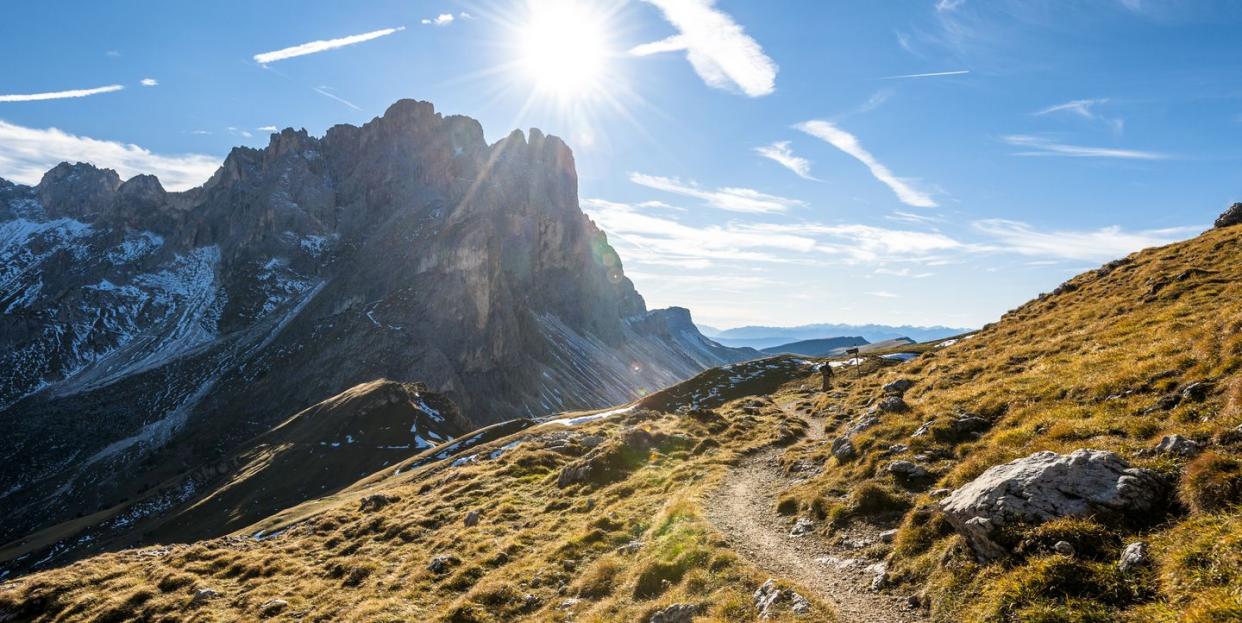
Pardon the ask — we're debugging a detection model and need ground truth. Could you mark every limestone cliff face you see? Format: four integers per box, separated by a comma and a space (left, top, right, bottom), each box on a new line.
0, 99, 753, 545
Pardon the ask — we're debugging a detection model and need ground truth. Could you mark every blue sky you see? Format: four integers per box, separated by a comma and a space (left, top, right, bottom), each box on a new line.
2, 1, 1239, 329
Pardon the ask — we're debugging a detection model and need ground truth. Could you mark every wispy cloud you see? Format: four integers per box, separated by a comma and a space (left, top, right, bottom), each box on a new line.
585, 199, 970, 269
630, 0, 777, 97
880, 69, 969, 79
886, 210, 946, 226
257, 125, 278, 132
313, 86, 361, 110
875, 267, 934, 278
866, 290, 901, 298
972, 219, 1197, 261
253, 27, 404, 64
139, 78, 158, 87
1035, 98, 1123, 134
0, 84, 124, 103
1002, 135, 1167, 160
796, 120, 938, 208
629, 172, 804, 214
0, 120, 219, 191
755, 141, 816, 180
750, 222, 965, 262
583, 199, 815, 268
936, 0, 967, 12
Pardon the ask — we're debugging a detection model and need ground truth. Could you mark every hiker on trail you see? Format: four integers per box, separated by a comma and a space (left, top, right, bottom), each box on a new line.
820, 362, 834, 391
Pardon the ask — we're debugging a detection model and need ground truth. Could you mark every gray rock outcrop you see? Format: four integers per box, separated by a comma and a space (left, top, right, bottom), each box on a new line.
1118, 541, 1150, 573
939, 449, 1166, 561
1215, 203, 1242, 228
649, 603, 699, 623
753, 579, 810, 619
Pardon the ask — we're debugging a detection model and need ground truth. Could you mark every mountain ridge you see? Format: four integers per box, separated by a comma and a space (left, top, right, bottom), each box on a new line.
0, 99, 754, 553
704, 323, 969, 349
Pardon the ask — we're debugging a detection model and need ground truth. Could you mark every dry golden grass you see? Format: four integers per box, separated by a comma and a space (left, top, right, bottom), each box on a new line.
0, 396, 837, 622
770, 225, 1241, 621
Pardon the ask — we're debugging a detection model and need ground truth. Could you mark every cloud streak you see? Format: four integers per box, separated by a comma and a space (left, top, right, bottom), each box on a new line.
880, 69, 969, 79
755, 141, 816, 180
1002, 135, 1167, 160
630, 0, 777, 97
972, 219, 1197, 261
253, 27, 404, 64
585, 199, 972, 270
629, 172, 804, 214
1035, 98, 1123, 134
0, 84, 124, 103
796, 120, 938, 208
313, 86, 361, 110
0, 120, 220, 191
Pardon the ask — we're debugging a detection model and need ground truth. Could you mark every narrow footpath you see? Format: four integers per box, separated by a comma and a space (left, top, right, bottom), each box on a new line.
705, 401, 925, 623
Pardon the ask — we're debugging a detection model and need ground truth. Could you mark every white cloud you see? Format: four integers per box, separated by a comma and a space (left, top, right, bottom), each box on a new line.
257, 125, 278, 132
936, 0, 966, 11
0, 84, 124, 103
796, 120, 938, 208
630, 0, 777, 97
629, 172, 804, 214
1002, 135, 1167, 160
422, 13, 454, 26
253, 27, 405, 64
0, 119, 220, 191
139, 78, 158, 87
866, 290, 901, 298
1035, 98, 1123, 134
755, 141, 816, 180
972, 219, 1197, 261
879, 69, 969, 79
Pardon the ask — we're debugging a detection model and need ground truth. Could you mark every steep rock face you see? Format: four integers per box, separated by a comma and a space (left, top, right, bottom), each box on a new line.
0, 99, 753, 546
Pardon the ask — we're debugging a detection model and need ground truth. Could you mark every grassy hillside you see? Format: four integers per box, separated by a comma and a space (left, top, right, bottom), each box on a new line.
0, 381, 473, 579
0, 359, 837, 622
775, 222, 1241, 621
0, 222, 1237, 623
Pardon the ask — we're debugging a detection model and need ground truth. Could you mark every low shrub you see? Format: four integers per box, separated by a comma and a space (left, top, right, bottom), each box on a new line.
1180, 451, 1242, 513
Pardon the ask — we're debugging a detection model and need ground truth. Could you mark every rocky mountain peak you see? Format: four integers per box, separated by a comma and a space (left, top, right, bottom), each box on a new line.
117, 174, 166, 200
36, 162, 122, 220
0, 99, 754, 552
265, 127, 316, 159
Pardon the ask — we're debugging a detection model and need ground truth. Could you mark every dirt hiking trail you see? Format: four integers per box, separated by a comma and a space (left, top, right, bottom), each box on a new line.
706, 399, 926, 623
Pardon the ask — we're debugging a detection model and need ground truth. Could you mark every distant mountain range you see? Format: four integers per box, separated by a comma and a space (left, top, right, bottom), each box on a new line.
759, 336, 867, 356
699, 322, 971, 349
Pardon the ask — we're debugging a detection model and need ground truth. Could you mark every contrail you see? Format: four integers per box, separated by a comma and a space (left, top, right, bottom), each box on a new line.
880, 70, 970, 80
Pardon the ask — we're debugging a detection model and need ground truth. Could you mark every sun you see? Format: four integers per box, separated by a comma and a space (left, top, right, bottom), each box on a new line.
516, 0, 613, 101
